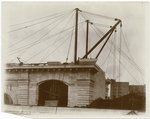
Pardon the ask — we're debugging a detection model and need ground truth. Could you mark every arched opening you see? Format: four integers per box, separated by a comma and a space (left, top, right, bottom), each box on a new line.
4, 93, 13, 105
38, 80, 68, 107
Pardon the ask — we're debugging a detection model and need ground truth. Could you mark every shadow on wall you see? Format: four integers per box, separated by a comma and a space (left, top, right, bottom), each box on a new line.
38, 80, 68, 107
4, 93, 13, 105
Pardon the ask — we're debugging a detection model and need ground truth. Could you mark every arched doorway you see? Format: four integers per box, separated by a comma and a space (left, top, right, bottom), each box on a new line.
4, 93, 13, 105
38, 80, 68, 107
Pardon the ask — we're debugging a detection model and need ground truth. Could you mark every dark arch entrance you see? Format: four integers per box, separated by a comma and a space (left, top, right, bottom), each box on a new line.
4, 93, 13, 105
38, 80, 68, 107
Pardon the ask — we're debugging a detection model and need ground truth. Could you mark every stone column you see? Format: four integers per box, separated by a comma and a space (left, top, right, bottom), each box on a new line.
77, 79, 94, 106
68, 84, 78, 107
29, 81, 37, 105
18, 79, 29, 105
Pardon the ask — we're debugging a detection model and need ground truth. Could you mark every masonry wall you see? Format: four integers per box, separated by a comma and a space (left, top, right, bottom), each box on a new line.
28, 70, 91, 106
5, 71, 29, 105
4, 80, 19, 105
93, 69, 106, 100
5, 68, 106, 107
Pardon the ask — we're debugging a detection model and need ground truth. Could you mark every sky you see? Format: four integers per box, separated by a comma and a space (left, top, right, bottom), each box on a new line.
1, 2, 149, 85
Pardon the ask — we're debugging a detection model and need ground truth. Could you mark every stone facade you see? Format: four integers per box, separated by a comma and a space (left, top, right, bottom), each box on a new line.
4, 61, 106, 107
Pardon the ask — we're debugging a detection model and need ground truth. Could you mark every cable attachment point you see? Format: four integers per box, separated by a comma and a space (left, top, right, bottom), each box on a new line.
114, 18, 118, 21
75, 8, 82, 12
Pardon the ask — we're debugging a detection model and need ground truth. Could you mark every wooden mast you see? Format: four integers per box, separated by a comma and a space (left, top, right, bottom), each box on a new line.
74, 8, 79, 64
85, 20, 89, 59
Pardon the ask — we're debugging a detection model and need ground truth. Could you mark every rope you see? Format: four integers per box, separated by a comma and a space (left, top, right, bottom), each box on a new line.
99, 32, 114, 68
40, 34, 74, 62
6, 11, 72, 34
79, 12, 86, 39
66, 24, 74, 62
94, 24, 145, 77
119, 25, 121, 83
10, 11, 73, 62
113, 31, 116, 78
108, 43, 141, 84
25, 28, 75, 62
82, 10, 115, 20
7, 30, 72, 57
41, 22, 86, 62
93, 23, 112, 28
121, 29, 145, 74
4, 9, 74, 28
40, 11, 75, 62
109, 40, 145, 77
91, 23, 141, 84
7, 11, 72, 49
8, 22, 84, 62
7, 24, 80, 54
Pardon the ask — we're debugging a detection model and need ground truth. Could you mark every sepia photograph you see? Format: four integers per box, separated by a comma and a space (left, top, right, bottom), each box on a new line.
1, 1, 149, 118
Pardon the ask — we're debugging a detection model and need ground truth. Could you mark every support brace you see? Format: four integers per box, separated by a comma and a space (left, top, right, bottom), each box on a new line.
82, 19, 121, 59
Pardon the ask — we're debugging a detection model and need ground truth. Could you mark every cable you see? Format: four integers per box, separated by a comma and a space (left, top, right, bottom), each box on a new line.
21, 11, 73, 54
121, 29, 145, 74
7, 30, 72, 57
25, 30, 74, 62
79, 12, 86, 38
95, 30, 114, 58
93, 24, 105, 36
109, 40, 145, 77
7, 22, 84, 56
109, 39, 145, 76
7, 11, 72, 49
93, 23, 112, 28
119, 25, 121, 83
90, 24, 102, 39
41, 22, 86, 62
80, 10, 141, 83
106, 40, 141, 84
7, 24, 79, 54
90, 23, 141, 84
6, 11, 72, 33
105, 48, 112, 73
38, 33, 74, 62
25, 22, 85, 62
121, 28, 145, 84
94, 24, 145, 77
82, 10, 115, 21
4, 9, 74, 28
10, 11, 73, 62
80, 12, 91, 21
90, 23, 111, 71
66, 24, 74, 62
40, 11, 75, 62
99, 33, 114, 67
79, 12, 87, 20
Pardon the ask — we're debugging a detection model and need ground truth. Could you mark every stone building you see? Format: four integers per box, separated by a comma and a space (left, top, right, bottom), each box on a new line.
4, 59, 107, 107
110, 79, 129, 99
